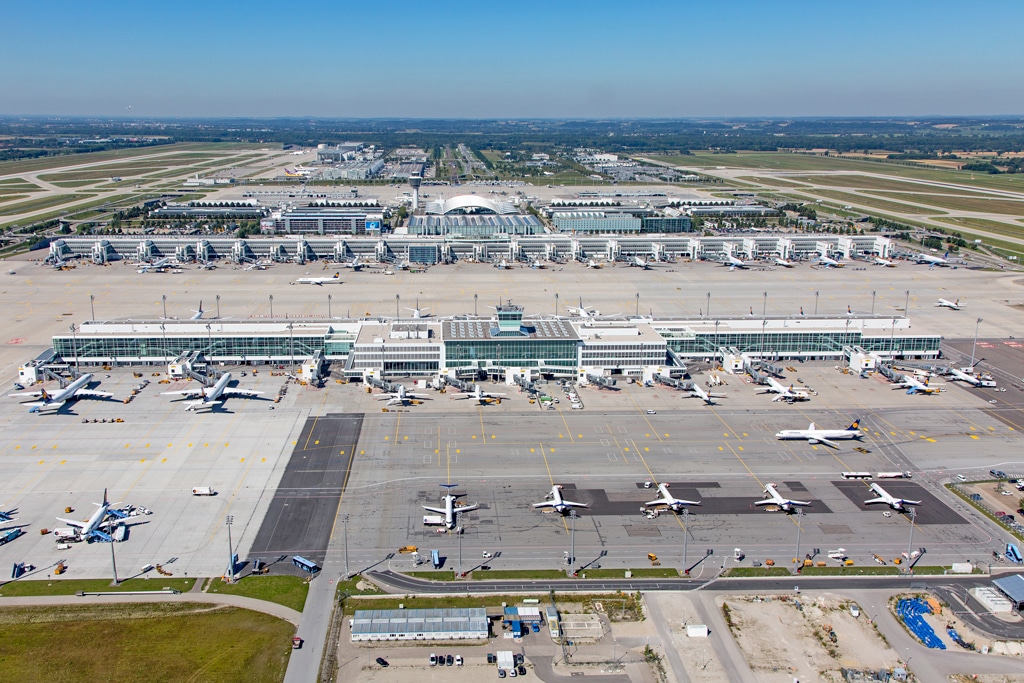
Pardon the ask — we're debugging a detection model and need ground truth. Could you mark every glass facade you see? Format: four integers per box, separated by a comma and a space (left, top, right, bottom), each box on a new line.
446, 339, 578, 368
53, 333, 351, 364
659, 329, 940, 357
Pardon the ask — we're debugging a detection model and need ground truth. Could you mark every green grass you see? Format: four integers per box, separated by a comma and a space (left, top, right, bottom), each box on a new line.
0, 577, 195, 597
0, 193, 95, 215
342, 594, 551, 615
1, 192, 142, 231
786, 173, 999, 195
0, 603, 292, 683
205, 575, 309, 612
333, 575, 385, 596
931, 216, 1024, 243
469, 569, 569, 580
39, 168, 163, 181
577, 568, 680, 578
797, 565, 900, 576
799, 189, 941, 215
0, 194, 30, 204
877, 192, 1024, 215
724, 567, 793, 577
406, 571, 456, 581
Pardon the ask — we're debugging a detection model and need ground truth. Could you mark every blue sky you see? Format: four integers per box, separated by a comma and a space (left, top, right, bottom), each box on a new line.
2, 0, 1022, 117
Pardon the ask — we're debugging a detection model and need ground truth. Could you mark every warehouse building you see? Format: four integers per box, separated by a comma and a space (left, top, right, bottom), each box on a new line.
350, 608, 489, 642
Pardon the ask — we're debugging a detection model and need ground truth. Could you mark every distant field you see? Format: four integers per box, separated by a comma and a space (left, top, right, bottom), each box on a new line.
205, 575, 309, 612
0, 143, 258, 176
0, 193, 95, 215
785, 173, 998, 196
40, 168, 164, 181
875, 192, 1024, 216
933, 216, 1024, 240
0, 194, 29, 204
0, 603, 292, 683
801, 189, 941, 215
736, 175, 807, 188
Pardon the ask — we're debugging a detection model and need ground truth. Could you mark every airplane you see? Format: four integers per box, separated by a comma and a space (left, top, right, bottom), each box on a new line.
406, 300, 430, 319
161, 372, 263, 411
758, 377, 810, 402
815, 254, 845, 268
773, 257, 796, 268
244, 260, 272, 271
775, 419, 863, 448
936, 298, 962, 310
532, 484, 588, 514
585, 259, 602, 269
190, 300, 205, 320
947, 367, 995, 387
863, 482, 921, 511
755, 483, 811, 512
720, 254, 753, 270
375, 384, 430, 406
422, 484, 479, 530
644, 483, 700, 513
916, 251, 949, 267
874, 257, 897, 267
54, 488, 119, 542
893, 374, 943, 395
293, 273, 342, 286
630, 255, 656, 269
451, 384, 507, 404
337, 255, 373, 271
0, 508, 18, 523
9, 373, 114, 413
493, 259, 513, 270
530, 259, 546, 269
137, 257, 172, 274
685, 383, 727, 406
50, 256, 68, 270
567, 299, 600, 318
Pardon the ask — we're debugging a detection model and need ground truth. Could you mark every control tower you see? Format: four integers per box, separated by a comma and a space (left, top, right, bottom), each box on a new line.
408, 173, 422, 211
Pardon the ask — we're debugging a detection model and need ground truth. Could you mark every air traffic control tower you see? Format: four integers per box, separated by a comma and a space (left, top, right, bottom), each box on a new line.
408, 173, 422, 211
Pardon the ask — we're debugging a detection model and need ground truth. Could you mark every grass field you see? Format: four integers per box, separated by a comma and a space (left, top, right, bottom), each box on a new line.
798, 189, 942, 215
724, 567, 793, 577
875, 192, 1024, 215
736, 175, 808, 188
39, 168, 164, 181
204, 575, 309, 612
0, 143, 264, 176
0, 194, 30, 204
577, 567, 680, 578
0, 577, 195, 596
1, 192, 142, 231
1, 193, 95, 216
797, 565, 900, 576
932, 216, 1024, 240
470, 569, 569, 580
785, 174, 1000, 196
0, 603, 292, 683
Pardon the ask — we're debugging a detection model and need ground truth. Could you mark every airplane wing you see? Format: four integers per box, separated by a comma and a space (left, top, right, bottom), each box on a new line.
421, 505, 447, 515
407, 393, 430, 399
754, 499, 775, 506
162, 389, 204, 399
56, 517, 86, 529
450, 393, 473, 399
28, 401, 65, 413
532, 501, 556, 509
455, 503, 480, 514
8, 390, 45, 399
562, 499, 588, 508
485, 393, 508, 398
75, 389, 114, 399
903, 499, 922, 506
810, 437, 840, 448
645, 496, 671, 507
220, 389, 263, 397
185, 400, 220, 411
863, 497, 887, 505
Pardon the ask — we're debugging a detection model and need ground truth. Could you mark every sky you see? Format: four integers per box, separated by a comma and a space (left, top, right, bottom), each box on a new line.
3, 0, 1023, 118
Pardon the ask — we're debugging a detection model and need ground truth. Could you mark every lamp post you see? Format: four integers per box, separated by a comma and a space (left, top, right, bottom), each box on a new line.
706, 292, 711, 319
474, 293, 478, 317
555, 293, 559, 315
890, 318, 897, 356
206, 323, 212, 359
342, 514, 350, 578
269, 294, 273, 319
162, 294, 167, 320
225, 515, 235, 583
70, 324, 79, 371
395, 294, 400, 318
906, 508, 917, 573
288, 322, 294, 371
761, 318, 767, 356
161, 323, 167, 366
682, 507, 689, 573
904, 289, 910, 316
762, 291, 767, 317
971, 317, 983, 367
814, 290, 819, 316
794, 508, 804, 570
216, 294, 220, 320
871, 290, 876, 315
636, 292, 640, 317
110, 533, 120, 585
90, 294, 95, 321
457, 511, 463, 578
328, 293, 332, 319
569, 510, 577, 570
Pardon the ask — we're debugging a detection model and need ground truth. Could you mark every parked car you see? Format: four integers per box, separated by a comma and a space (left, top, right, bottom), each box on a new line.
646, 409, 657, 414
375, 657, 389, 668
487, 653, 497, 664
514, 653, 524, 666
430, 654, 437, 666
955, 474, 967, 482
518, 665, 527, 676
455, 655, 463, 666
498, 669, 506, 679
446, 654, 454, 667
991, 470, 1008, 479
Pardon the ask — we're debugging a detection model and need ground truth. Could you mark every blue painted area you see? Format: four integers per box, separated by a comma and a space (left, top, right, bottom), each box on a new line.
897, 598, 946, 650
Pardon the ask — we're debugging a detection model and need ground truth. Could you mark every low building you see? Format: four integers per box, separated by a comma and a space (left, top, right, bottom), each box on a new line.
993, 574, 1024, 610
350, 608, 489, 642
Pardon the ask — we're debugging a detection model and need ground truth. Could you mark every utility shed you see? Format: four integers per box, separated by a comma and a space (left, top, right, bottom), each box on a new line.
350, 608, 488, 642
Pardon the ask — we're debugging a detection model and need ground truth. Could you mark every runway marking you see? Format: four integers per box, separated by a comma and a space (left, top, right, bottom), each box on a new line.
556, 406, 576, 443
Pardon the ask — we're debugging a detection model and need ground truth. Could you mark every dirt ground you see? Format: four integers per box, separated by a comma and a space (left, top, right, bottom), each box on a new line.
642, 593, 730, 683
951, 676, 1024, 683
719, 593, 898, 683
961, 481, 1023, 520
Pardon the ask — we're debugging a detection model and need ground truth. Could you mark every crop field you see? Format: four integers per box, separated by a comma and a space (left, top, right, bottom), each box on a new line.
0, 603, 293, 683
875, 191, 1024, 215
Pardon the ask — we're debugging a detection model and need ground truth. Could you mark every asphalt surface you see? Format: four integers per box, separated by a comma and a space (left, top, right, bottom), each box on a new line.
832, 480, 968, 524
248, 413, 362, 569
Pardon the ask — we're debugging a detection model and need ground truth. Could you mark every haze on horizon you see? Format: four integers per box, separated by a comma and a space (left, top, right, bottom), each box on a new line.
3, 0, 1022, 119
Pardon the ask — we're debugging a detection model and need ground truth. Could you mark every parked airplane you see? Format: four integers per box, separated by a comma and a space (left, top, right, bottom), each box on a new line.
567, 299, 600, 318
775, 419, 863, 448
815, 254, 845, 268
406, 300, 430, 319
758, 377, 810, 402
864, 482, 921, 511
137, 257, 172, 274
585, 259, 602, 269
630, 255, 656, 269
244, 260, 272, 271
530, 259, 546, 269
720, 254, 753, 270
644, 483, 700, 512
773, 257, 796, 268
916, 251, 949, 267
161, 372, 262, 411
293, 273, 342, 286
685, 384, 727, 406
0, 508, 18, 523
54, 489, 119, 542
533, 485, 588, 514
893, 374, 943, 395
422, 484, 479, 529
755, 483, 811, 512
947, 367, 996, 387
451, 384, 507, 404
493, 259, 512, 270
190, 301, 205, 320
9, 373, 113, 413
50, 256, 68, 270
375, 384, 429, 406
874, 257, 897, 267
936, 298, 962, 310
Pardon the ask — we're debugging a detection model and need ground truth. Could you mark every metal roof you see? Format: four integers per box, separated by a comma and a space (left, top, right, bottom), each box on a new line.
993, 574, 1024, 605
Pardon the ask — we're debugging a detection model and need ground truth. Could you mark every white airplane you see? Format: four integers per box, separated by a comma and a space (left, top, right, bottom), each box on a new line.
161, 372, 262, 411
422, 484, 479, 529
720, 254, 753, 270
936, 298, 962, 310
54, 489, 119, 542
947, 367, 995, 387
916, 251, 949, 267
630, 255, 655, 269
190, 300, 205, 320
892, 375, 943, 395
530, 259, 546, 269
493, 259, 512, 270
9, 373, 113, 413
375, 384, 429, 406
685, 384, 727, 406
815, 254, 845, 268
533, 485, 588, 514
406, 300, 430, 319
585, 259, 602, 269
137, 257, 172, 274
244, 260, 272, 271
338, 255, 374, 271
50, 256, 68, 270
755, 483, 811, 512
644, 483, 700, 513
773, 257, 796, 268
758, 377, 810, 402
864, 482, 921, 511
775, 419, 863, 448
451, 384, 507, 404
874, 257, 897, 267
567, 299, 599, 318
293, 272, 342, 286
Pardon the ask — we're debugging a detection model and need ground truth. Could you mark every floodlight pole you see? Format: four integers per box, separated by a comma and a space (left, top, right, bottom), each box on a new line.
395, 294, 400, 318
90, 293, 95, 321
871, 290, 877, 315
555, 292, 559, 315
794, 508, 803, 570
162, 294, 167, 320
682, 508, 689, 573
569, 510, 577, 569
216, 294, 220, 320
457, 511, 463, 578
269, 294, 273, 319
225, 515, 235, 583
762, 291, 767, 317
70, 324, 79, 371
474, 293, 478, 317
161, 323, 167, 366
814, 291, 819, 316
706, 292, 710, 319
288, 322, 294, 371
906, 508, 916, 573
904, 289, 910, 316
971, 318, 983, 367
110, 536, 120, 585
328, 293, 332, 319
342, 514, 350, 578
636, 292, 640, 317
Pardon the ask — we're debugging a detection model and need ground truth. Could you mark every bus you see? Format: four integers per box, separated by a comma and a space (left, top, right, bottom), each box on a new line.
841, 472, 872, 480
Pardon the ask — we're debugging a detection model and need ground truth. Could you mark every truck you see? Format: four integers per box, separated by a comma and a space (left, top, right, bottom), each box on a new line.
191, 487, 215, 496
0, 528, 24, 546
876, 471, 912, 479
422, 515, 445, 526
52, 528, 78, 541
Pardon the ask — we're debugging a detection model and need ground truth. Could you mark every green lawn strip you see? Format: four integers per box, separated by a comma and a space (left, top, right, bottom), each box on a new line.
0, 194, 30, 204
0, 577, 195, 596
469, 569, 569, 580
39, 168, 164, 181
576, 568, 680, 578
341, 592, 636, 616
875, 192, 1024, 215
1, 193, 95, 215
786, 174, 999, 195
803, 189, 941, 215
0, 603, 292, 683
406, 571, 457, 581
723, 567, 793, 577
205, 575, 310, 612
797, 566, 900, 576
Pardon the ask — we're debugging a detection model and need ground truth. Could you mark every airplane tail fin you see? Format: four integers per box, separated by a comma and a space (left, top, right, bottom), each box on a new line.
40, 388, 51, 401
847, 419, 861, 431
807, 422, 816, 431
